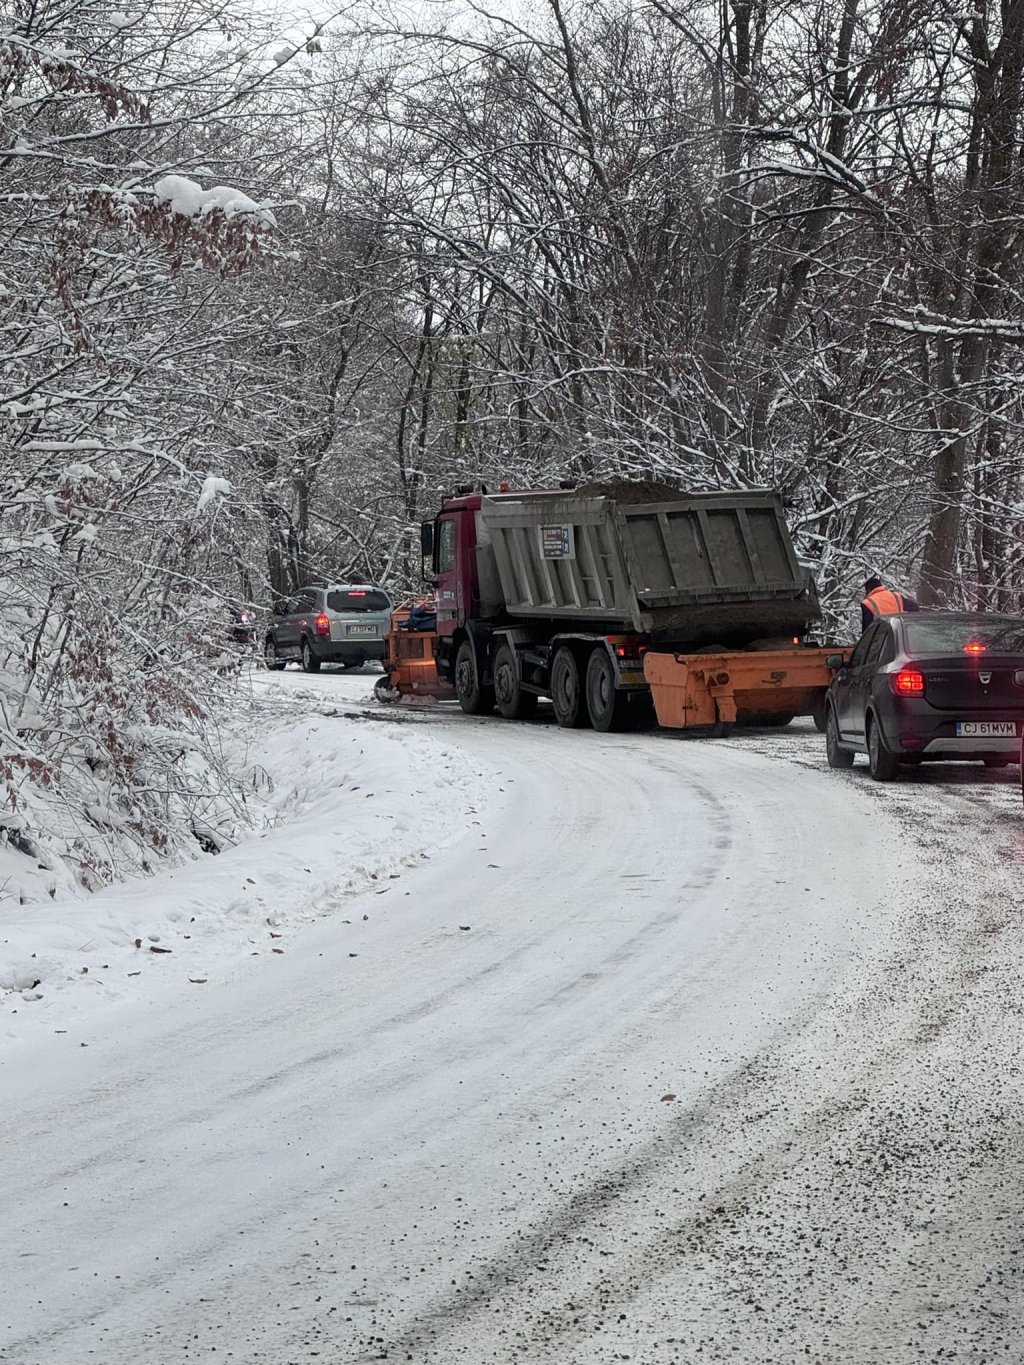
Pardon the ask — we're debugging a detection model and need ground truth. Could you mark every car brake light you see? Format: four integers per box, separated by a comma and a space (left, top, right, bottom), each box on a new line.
892, 669, 925, 696
348, 591, 366, 597
963, 642, 986, 654
315, 613, 330, 637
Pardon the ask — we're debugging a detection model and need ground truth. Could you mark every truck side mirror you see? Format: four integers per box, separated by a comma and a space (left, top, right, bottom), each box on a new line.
420, 521, 434, 558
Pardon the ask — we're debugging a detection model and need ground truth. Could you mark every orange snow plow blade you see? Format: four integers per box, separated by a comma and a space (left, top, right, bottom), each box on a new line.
643, 646, 852, 731
378, 599, 455, 701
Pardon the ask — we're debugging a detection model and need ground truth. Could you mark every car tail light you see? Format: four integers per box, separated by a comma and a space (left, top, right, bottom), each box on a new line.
892, 669, 925, 696
963, 642, 986, 655
315, 613, 330, 637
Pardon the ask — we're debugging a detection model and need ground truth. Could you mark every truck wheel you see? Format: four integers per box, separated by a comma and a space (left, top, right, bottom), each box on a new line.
454, 639, 493, 715
300, 638, 321, 673
493, 642, 537, 720
811, 698, 828, 732
585, 648, 628, 732
551, 647, 588, 728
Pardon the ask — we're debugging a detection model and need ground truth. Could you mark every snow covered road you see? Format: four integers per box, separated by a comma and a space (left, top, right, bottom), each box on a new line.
3, 672, 1024, 1364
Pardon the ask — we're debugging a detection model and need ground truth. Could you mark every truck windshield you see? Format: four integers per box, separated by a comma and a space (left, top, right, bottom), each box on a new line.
327, 590, 390, 613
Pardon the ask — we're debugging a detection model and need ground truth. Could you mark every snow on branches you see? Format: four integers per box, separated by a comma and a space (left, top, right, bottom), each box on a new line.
0, 0, 287, 900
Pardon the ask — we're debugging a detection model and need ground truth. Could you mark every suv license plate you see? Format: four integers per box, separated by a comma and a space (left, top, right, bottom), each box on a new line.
347, 624, 377, 637
956, 721, 1016, 737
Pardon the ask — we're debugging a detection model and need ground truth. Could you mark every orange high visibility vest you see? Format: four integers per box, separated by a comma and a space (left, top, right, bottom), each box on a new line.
862, 587, 906, 618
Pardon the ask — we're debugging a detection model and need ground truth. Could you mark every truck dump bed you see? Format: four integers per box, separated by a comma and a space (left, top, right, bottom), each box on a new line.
479, 488, 818, 644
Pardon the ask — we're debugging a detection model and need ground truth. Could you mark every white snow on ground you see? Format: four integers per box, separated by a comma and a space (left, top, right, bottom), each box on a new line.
0, 669, 495, 1049
2, 673, 1024, 1364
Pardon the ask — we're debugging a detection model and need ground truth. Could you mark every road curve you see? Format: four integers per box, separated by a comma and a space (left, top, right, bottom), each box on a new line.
2, 696, 1022, 1364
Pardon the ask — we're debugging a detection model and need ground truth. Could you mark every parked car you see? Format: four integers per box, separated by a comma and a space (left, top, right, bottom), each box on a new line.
263, 584, 392, 673
824, 611, 1024, 780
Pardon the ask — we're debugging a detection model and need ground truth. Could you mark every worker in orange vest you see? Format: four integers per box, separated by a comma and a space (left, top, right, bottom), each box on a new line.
861, 576, 919, 631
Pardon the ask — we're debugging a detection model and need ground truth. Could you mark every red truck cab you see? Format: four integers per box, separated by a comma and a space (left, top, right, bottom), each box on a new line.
430, 493, 483, 645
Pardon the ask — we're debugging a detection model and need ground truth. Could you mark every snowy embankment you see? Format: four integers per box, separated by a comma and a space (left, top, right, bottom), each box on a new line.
0, 670, 494, 1047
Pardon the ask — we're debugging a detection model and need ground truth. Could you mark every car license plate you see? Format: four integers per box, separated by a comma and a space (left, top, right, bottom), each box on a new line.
346, 624, 377, 637
955, 720, 1016, 737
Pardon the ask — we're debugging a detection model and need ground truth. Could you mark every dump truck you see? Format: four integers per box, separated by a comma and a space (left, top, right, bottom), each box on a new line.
405, 482, 847, 733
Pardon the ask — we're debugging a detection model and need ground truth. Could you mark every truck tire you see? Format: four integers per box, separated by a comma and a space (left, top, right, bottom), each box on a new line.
454, 638, 493, 715
493, 642, 537, 720
585, 648, 628, 732
551, 647, 588, 728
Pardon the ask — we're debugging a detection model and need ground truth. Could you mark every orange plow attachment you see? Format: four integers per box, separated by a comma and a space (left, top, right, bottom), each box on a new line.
643, 645, 852, 733
376, 599, 455, 702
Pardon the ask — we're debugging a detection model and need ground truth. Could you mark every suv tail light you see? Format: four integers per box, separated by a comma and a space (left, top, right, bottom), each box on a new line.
892, 669, 925, 696
315, 613, 330, 637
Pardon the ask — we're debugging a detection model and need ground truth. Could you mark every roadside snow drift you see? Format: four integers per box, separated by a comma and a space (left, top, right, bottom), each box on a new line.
0, 678, 494, 1046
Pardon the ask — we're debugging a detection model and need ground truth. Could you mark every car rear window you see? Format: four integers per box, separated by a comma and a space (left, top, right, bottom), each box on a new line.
327, 590, 390, 613
904, 617, 1024, 655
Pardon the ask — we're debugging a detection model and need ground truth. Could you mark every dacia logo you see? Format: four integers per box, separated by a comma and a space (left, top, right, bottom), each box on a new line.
979, 671, 992, 684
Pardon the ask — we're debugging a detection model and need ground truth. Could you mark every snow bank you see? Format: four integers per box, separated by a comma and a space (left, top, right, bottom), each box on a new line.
0, 685, 496, 1047
153, 175, 277, 227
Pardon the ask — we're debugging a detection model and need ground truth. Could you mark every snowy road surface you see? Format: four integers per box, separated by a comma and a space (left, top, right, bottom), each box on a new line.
3, 670, 1024, 1364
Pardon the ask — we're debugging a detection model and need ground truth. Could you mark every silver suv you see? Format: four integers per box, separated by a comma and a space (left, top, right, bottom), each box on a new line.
264, 583, 392, 673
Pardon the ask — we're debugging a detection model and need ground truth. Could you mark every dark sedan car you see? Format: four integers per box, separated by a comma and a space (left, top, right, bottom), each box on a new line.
824, 611, 1024, 781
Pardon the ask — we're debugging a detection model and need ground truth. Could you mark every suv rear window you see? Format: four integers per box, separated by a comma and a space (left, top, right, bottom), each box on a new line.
327, 589, 390, 613
904, 616, 1024, 655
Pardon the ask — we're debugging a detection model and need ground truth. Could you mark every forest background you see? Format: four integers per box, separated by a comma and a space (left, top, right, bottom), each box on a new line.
4, 0, 1024, 885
